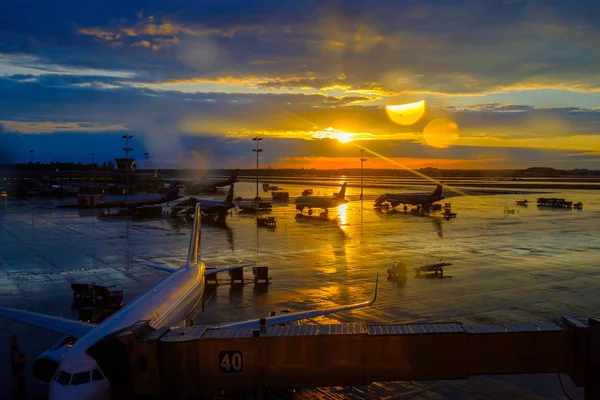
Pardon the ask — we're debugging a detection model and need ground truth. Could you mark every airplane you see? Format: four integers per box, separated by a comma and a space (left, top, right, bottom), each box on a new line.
374, 183, 444, 209
294, 183, 348, 216
165, 169, 240, 193
99, 183, 180, 208
0, 204, 377, 400
170, 184, 236, 219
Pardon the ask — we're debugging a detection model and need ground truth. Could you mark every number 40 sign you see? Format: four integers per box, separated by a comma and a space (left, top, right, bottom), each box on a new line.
218, 350, 244, 374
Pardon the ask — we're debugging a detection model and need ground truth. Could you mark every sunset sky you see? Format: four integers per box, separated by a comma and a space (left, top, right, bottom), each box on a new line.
1, 0, 599, 169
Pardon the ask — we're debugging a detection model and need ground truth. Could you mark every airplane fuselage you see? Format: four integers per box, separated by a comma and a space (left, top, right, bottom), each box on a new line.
100, 187, 180, 208
294, 196, 348, 210
100, 194, 165, 207
196, 200, 235, 215
382, 193, 443, 206
49, 262, 205, 399
195, 177, 236, 188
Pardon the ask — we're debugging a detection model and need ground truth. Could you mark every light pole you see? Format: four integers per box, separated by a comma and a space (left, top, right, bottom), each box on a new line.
143, 151, 149, 169
29, 149, 34, 164
360, 149, 367, 200
252, 137, 263, 200
122, 135, 134, 194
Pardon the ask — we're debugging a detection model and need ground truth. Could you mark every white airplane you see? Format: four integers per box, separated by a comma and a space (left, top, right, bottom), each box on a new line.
0, 204, 377, 399
164, 169, 240, 192
295, 183, 348, 216
99, 184, 181, 207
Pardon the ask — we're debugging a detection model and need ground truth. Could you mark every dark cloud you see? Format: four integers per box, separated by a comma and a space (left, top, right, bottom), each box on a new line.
1, 1, 600, 168
2, 1, 600, 92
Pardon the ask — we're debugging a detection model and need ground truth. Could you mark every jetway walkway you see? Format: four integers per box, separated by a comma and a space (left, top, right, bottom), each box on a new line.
113, 315, 599, 399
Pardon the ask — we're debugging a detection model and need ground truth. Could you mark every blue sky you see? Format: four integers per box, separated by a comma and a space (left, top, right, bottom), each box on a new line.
0, 0, 599, 169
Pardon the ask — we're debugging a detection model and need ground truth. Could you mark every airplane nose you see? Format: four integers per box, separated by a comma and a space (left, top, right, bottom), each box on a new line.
49, 382, 107, 400
49, 383, 74, 400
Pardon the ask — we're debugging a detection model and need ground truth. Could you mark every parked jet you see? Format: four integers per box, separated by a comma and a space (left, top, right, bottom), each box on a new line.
0, 204, 377, 400
166, 169, 240, 192
99, 184, 180, 208
374, 183, 444, 209
167, 184, 236, 219
295, 183, 348, 216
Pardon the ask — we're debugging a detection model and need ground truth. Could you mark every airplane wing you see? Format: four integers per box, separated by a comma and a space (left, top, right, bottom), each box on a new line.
204, 263, 255, 276
0, 307, 95, 337
216, 273, 378, 329
143, 263, 178, 273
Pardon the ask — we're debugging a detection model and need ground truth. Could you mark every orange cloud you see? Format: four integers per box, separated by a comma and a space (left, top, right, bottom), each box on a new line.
130, 40, 151, 48
273, 156, 503, 170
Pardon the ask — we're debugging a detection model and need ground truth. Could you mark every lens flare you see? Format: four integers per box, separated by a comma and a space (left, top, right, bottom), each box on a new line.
385, 100, 426, 126
422, 118, 459, 149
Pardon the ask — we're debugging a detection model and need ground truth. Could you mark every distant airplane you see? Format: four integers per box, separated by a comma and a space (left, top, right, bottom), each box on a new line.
166, 169, 240, 192
168, 184, 236, 219
0, 204, 377, 400
193, 184, 236, 217
374, 183, 444, 209
99, 184, 180, 207
295, 183, 348, 216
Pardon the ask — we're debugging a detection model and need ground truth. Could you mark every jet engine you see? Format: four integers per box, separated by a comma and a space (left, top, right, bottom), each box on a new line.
31, 337, 75, 384
373, 194, 388, 207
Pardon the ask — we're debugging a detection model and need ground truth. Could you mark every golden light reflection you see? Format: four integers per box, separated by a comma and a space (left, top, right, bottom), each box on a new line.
422, 118, 460, 148
385, 100, 426, 126
336, 203, 348, 228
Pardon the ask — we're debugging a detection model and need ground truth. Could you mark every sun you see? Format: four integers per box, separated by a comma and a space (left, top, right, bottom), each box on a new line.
335, 132, 354, 143
313, 127, 355, 143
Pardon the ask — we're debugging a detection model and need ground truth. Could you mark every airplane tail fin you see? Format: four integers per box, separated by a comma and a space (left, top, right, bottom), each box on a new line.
374, 194, 388, 207
186, 204, 201, 266
336, 182, 347, 199
230, 169, 240, 182
432, 183, 444, 198
163, 184, 180, 201
225, 184, 235, 204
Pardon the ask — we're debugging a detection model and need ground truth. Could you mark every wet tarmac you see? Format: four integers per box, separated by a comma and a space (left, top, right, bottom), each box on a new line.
1, 181, 599, 399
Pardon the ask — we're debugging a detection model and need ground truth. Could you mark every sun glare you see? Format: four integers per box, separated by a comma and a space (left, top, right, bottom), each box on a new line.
335, 132, 354, 143
314, 127, 355, 143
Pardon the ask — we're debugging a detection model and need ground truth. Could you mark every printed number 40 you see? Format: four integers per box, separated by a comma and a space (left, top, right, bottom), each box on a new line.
219, 351, 243, 374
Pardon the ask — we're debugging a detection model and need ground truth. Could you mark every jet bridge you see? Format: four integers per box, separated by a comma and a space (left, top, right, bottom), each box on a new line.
115, 315, 599, 399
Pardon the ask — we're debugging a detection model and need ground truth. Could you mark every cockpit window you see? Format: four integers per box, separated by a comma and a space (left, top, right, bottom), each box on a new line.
92, 368, 104, 381
71, 371, 91, 386
56, 371, 72, 386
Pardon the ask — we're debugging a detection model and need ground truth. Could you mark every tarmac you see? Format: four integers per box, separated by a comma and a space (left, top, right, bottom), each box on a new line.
1, 181, 599, 399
